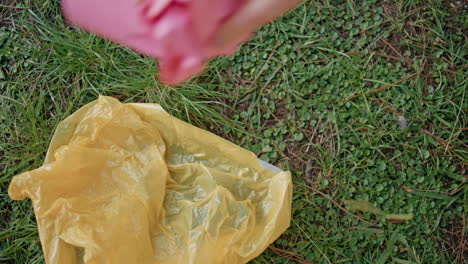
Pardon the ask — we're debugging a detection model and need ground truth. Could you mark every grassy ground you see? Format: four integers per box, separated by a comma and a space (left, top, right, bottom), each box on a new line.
1, 0, 466, 263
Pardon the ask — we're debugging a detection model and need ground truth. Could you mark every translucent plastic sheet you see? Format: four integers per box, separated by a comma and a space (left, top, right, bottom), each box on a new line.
9, 96, 292, 264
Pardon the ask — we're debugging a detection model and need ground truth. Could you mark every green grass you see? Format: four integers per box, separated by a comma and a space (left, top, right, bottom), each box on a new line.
1, 0, 467, 263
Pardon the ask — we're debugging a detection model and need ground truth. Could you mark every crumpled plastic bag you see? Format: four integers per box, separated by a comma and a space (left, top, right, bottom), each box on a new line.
9, 96, 292, 264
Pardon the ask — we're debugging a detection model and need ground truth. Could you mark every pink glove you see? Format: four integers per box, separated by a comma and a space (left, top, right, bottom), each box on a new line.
62, 0, 301, 84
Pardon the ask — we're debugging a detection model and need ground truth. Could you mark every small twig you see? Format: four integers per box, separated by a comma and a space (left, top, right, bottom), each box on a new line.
304, 184, 378, 225
249, 41, 279, 88
422, 129, 467, 164
369, 98, 404, 116
344, 72, 419, 102
423, 129, 456, 148
402, 184, 466, 196
450, 185, 466, 196
437, 226, 458, 235
268, 111, 282, 122
401, 185, 415, 193
287, 146, 308, 165
0, 95, 25, 107
269, 246, 300, 257
439, 125, 468, 131
318, 122, 355, 145
457, 214, 466, 264
306, 119, 321, 152
0, 3, 24, 9
380, 38, 406, 60
454, 138, 468, 150
225, 69, 245, 86
269, 246, 314, 264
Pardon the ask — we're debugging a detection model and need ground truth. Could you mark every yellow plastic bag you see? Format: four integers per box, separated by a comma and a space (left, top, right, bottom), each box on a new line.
9, 96, 292, 264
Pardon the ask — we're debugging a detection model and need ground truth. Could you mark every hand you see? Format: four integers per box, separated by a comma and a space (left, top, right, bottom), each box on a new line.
212, 0, 303, 48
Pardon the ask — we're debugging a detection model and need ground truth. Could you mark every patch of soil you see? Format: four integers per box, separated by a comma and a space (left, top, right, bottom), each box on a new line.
441, 216, 467, 264
373, 1, 466, 90
0, 1, 19, 27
